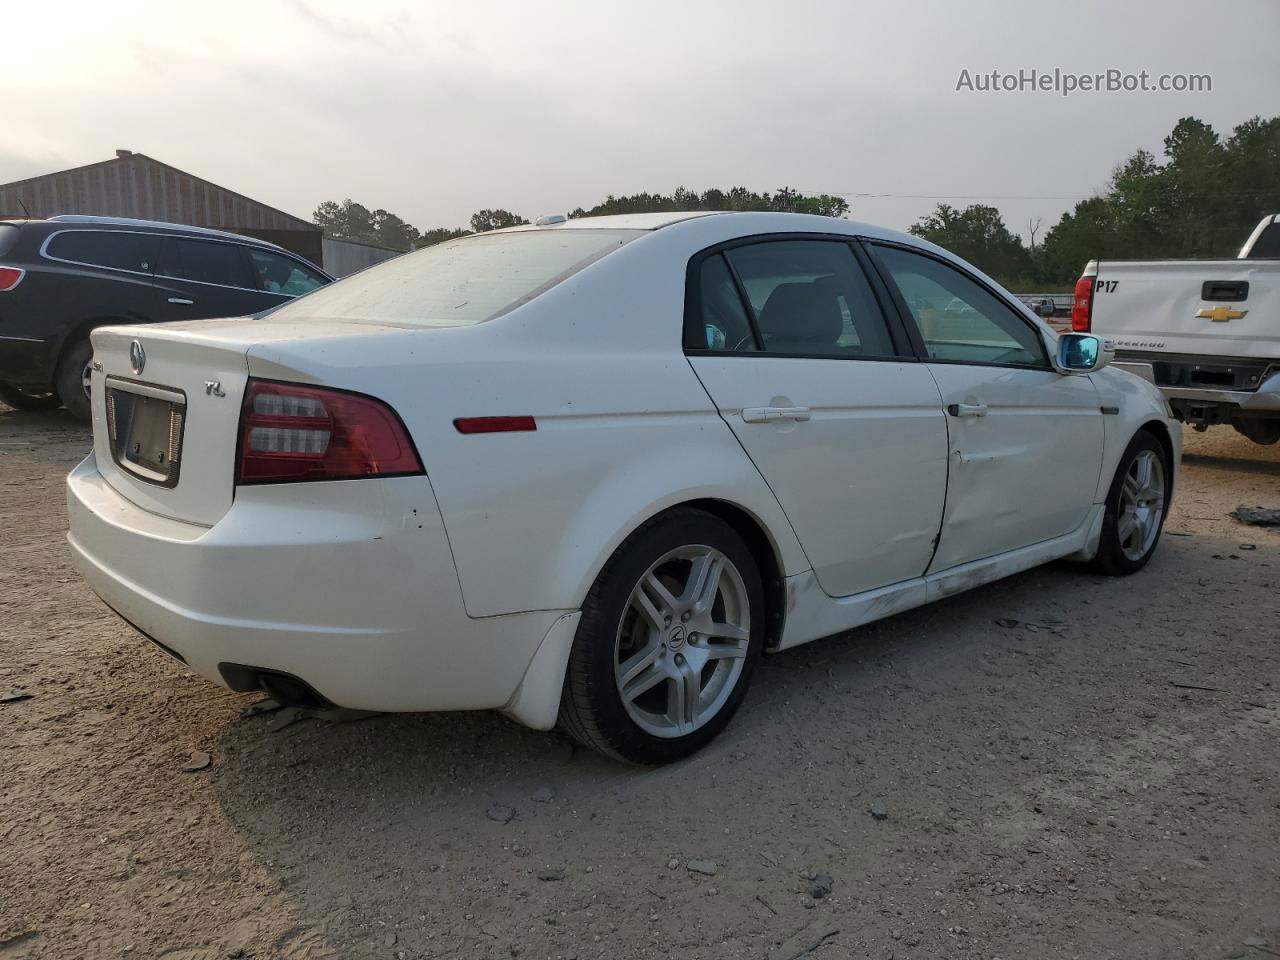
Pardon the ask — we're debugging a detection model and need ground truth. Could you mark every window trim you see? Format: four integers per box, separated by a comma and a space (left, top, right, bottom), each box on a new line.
40, 228, 331, 299
862, 239, 1052, 371
40, 228, 161, 278
683, 232, 916, 362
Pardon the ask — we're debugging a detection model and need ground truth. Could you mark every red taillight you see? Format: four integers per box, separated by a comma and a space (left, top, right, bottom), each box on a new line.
453, 416, 537, 434
1071, 274, 1096, 332
0, 266, 24, 292
236, 379, 423, 484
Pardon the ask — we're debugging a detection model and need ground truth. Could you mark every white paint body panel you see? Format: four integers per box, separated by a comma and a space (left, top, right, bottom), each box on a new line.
690, 355, 948, 597
1089, 257, 1280, 361
923, 363, 1103, 571
66, 211, 1180, 729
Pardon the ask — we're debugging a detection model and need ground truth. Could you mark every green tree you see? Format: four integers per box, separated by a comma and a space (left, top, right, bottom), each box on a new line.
314, 199, 420, 250
370, 209, 420, 251
414, 226, 472, 249
470, 209, 528, 233
909, 203, 1034, 286
313, 198, 377, 244
569, 186, 849, 219
1039, 114, 1280, 282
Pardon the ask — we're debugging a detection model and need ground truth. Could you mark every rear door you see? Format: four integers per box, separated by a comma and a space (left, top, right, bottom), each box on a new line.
154, 236, 271, 320
686, 236, 949, 599
868, 242, 1103, 571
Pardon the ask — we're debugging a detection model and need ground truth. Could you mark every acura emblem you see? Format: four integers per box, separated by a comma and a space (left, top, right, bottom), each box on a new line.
129, 340, 146, 375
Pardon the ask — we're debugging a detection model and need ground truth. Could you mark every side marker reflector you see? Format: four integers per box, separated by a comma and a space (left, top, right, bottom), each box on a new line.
453, 416, 537, 435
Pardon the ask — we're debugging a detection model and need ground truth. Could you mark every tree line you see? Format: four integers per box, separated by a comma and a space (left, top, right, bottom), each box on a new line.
910, 115, 1280, 290
313, 187, 848, 253
313, 114, 1278, 291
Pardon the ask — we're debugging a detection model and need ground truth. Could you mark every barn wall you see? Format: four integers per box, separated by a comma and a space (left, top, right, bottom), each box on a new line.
0, 152, 320, 238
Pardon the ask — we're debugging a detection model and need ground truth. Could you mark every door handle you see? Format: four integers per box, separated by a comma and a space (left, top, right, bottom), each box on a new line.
947, 402, 988, 418
167, 297, 194, 305
742, 405, 811, 423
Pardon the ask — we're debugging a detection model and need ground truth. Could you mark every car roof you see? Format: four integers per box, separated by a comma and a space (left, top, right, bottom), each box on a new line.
497, 210, 917, 246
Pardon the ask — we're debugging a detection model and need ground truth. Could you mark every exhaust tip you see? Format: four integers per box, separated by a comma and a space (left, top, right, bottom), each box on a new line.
217, 663, 333, 710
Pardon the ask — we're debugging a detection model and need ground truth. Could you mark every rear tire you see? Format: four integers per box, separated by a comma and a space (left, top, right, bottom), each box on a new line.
1232, 419, 1280, 445
558, 508, 765, 764
55, 338, 94, 423
1092, 430, 1169, 576
0, 382, 61, 411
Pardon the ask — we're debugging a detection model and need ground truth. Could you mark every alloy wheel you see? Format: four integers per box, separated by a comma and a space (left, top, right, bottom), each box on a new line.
613, 545, 750, 738
1117, 449, 1165, 562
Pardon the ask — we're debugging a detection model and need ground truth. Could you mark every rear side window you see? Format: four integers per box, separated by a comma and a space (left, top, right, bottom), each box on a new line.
246, 248, 328, 296
719, 240, 897, 358
266, 229, 639, 327
1248, 221, 1280, 258
158, 238, 254, 289
46, 230, 159, 273
693, 254, 758, 351
0, 224, 19, 258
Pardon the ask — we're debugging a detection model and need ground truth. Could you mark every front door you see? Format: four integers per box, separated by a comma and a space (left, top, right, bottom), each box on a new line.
868, 242, 1104, 571
686, 237, 950, 598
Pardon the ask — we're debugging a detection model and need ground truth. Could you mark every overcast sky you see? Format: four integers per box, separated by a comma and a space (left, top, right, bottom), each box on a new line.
6, 0, 1278, 239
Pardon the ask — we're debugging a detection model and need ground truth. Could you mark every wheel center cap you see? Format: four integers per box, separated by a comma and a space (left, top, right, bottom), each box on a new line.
666, 624, 687, 651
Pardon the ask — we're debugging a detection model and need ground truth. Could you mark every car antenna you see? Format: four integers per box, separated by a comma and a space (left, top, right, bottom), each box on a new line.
16, 196, 32, 219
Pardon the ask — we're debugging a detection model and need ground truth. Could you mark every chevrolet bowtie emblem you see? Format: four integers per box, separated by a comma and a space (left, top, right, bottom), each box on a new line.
1196, 305, 1247, 323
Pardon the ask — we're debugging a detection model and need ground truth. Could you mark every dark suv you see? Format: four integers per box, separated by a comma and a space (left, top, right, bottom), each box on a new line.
0, 216, 333, 421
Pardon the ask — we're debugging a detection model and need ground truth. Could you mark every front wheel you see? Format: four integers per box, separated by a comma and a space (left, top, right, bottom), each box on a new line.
558, 508, 765, 764
0, 382, 61, 411
1092, 430, 1169, 576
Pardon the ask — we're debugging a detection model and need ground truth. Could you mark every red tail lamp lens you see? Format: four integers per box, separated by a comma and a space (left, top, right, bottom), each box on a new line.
237, 379, 422, 484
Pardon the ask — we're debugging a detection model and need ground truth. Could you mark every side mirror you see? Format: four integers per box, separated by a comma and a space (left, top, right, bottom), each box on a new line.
1054, 333, 1111, 374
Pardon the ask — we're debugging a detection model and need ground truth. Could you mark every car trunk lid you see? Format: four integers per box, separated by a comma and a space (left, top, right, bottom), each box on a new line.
89, 318, 406, 526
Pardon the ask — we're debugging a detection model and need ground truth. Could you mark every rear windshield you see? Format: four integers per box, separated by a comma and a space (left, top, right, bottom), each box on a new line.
267, 229, 640, 327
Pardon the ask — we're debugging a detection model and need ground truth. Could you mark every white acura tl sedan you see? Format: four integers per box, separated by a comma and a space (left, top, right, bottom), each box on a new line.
66, 212, 1179, 763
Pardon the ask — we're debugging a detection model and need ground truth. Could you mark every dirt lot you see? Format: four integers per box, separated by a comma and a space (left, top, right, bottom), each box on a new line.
1, 403, 1277, 960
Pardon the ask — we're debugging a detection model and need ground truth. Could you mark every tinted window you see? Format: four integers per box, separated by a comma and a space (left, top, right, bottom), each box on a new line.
158, 238, 253, 288
874, 245, 1046, 367
693, 253, 758, 351
0, 224, 19, 258
266, 229, 638, 328
46, 230, 159, 272
1248, 221, 1280, 258
247, 248, 328, 296
724, 241, 895, 357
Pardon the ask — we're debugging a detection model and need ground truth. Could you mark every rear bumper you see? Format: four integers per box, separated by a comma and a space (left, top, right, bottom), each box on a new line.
1114, 362, 1280, 413
66, 453, 569, 714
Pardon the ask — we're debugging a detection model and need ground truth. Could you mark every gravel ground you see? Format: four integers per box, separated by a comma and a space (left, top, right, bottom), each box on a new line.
1, 404, 1277, 960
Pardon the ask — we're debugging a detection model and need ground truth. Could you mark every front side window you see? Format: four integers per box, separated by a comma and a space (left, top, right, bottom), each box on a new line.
873, 245, 1046, 368
246, 248, 328, 296
159, 238, 255, 289
720, 240, 896, 358
46, 230, 159, 273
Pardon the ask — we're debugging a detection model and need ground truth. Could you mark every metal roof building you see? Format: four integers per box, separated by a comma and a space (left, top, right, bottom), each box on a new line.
0, 150, 325, 266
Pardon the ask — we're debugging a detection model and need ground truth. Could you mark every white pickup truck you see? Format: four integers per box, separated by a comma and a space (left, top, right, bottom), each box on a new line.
1071, 213, 1280, 444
